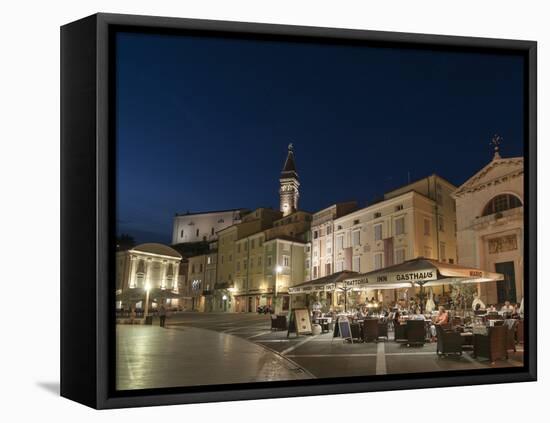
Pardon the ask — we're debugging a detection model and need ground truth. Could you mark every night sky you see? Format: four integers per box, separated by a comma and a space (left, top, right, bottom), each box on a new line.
115, 31, 525, 244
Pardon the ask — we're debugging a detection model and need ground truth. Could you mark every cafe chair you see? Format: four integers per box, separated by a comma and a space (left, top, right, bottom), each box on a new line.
271, 314, 287, 331
394, 322, 408, 343
473, 325, 507, 363
504, 319, 518, 353
350, 322, 362, 342
451, 316, 463, 328
516, 319, 524, 344
362, 319, 379, 342
405, 320, 425, 346
377, 321, 389, 341
436, 325, 463, 356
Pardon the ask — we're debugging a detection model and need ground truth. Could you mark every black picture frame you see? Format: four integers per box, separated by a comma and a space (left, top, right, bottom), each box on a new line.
60, 12, 537, 409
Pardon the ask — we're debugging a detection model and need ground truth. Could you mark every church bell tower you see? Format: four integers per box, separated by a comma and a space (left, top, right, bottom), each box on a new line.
279, 143, 300, 216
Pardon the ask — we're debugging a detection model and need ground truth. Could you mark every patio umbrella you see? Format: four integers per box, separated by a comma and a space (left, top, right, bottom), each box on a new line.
341, 258, 503, 312
342, 257, 503, 289
288, 271, 360, 294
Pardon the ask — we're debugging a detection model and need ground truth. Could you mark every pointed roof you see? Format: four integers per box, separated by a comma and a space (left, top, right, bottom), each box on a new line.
280, 143, 298, 179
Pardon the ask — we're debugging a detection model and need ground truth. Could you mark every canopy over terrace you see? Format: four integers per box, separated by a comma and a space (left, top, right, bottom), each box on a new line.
342, 257, 504, 290
288, 271, 361, 294
288, 271, 361, 311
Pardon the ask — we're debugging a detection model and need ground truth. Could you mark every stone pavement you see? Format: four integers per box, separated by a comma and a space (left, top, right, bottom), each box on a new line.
116, 324, 311, 390
117, 313, 524, 390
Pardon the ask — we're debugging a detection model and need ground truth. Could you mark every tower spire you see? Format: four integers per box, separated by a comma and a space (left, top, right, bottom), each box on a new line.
279, 143, 300, 216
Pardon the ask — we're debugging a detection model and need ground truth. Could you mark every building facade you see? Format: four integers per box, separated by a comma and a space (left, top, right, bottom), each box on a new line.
453, 151, 524, 305
116, 243, 182, 311
171, 209, 248, 244
215, 208, 283, 312
309, 202, 358, 281
264, 237, 307, 313
231, 211, 312, 312
328, 175, 458, 304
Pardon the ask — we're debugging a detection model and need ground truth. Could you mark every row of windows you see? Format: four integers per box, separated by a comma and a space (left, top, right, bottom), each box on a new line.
236, 237, 264, 253
180, 227, 217, 239
311, 240, 453, 277
234, 255, 291, 272
332, 217, 407, 249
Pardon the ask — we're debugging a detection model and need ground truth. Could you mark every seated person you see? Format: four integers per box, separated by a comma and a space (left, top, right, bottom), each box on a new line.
471, 293, 486, 311
435, 306, 449, 325
429, 306, 449, 341
412, 311, 426, 320
487, 304, 497, 313
500, 300, 514, 313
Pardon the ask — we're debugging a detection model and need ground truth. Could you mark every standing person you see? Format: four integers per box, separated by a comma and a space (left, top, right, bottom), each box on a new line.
130, 306, 136, 325
159, 302, 167, 328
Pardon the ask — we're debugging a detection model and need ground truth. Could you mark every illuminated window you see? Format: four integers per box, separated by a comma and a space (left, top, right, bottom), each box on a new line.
352, 230, 361, 246
482, 194, 522, 216
438, 216, 445, 232
352, 256, 360, 272
395, 217, 405, 236
336, 235, 344, 250
424, 218, 431, 236
374, 224, 383, 241
395, 248, 405, 264
374, 253, 383, 270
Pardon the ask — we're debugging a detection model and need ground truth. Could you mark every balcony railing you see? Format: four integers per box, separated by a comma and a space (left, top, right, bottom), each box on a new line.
473, 206, 523, 227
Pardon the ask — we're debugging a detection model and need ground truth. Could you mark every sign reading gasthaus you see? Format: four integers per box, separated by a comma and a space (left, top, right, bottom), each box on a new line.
395, 271, 436, 281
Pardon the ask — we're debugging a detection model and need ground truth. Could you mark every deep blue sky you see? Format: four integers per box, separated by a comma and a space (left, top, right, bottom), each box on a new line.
116, 31, 524, 244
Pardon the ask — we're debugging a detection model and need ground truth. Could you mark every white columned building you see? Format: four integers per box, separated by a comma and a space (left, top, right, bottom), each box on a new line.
452, 142, 524, 305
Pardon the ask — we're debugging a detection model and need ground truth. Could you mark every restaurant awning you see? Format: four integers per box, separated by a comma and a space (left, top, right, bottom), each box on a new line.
288, 271, 360, 294
342, 257, 504, 290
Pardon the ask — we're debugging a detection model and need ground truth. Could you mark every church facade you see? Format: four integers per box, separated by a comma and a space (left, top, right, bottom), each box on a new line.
453, 147, 524, 305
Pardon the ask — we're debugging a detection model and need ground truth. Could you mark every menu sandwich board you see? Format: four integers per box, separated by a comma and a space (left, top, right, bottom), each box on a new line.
287, 308, 312, 337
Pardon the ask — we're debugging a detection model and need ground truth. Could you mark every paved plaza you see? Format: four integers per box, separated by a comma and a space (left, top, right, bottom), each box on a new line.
116, 312, 524, 390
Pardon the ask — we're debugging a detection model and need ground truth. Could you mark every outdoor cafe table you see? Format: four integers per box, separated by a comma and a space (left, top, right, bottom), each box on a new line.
313, 317, 332, 333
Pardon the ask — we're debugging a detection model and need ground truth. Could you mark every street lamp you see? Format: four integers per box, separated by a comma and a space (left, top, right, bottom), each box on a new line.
275, 265, 283, 312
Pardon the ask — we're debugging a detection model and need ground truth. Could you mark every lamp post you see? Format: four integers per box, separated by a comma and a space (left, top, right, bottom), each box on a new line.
275, 265, 282, 312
